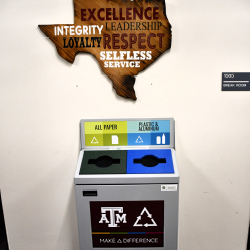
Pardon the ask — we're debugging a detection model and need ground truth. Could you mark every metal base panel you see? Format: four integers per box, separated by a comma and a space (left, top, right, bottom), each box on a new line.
75, 184, 179, 250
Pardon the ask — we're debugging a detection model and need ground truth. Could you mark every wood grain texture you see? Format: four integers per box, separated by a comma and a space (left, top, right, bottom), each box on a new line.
39, 0, 171, 100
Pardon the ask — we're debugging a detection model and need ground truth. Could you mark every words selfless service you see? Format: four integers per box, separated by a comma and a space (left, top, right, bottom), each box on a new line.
100, 51, 152, 68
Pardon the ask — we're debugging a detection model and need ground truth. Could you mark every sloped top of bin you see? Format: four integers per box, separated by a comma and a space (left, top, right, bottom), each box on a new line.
80, 118, 175, 150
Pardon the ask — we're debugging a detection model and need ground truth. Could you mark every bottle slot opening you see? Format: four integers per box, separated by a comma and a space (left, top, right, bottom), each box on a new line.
133, 155, 166, 167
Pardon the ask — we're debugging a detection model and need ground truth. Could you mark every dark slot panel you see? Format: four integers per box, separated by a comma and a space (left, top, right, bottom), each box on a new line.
83, 191, 97, 196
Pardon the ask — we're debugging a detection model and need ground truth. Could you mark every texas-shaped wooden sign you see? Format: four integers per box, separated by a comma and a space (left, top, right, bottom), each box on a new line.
39, 0, 171, 100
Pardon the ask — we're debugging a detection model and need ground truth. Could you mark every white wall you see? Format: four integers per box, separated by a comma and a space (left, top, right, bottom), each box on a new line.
0, 0, 249, 249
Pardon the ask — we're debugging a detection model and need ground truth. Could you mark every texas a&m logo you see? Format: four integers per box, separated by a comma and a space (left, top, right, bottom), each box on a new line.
99, 207, 127, 227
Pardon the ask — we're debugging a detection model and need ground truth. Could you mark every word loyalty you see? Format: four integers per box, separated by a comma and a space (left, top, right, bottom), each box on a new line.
63, 37, 101, 48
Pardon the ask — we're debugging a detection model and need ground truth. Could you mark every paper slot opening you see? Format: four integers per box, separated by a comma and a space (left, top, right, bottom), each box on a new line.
88, 155, 120, 168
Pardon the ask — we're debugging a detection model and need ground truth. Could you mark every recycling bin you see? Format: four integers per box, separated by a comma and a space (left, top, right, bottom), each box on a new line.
74, 118, 179, 250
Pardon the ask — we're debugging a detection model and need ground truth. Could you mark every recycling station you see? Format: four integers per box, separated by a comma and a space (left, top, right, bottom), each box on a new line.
74, 118, 179, 250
